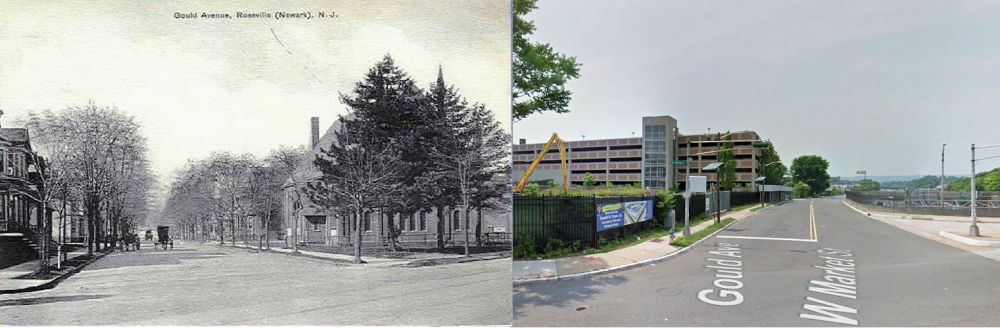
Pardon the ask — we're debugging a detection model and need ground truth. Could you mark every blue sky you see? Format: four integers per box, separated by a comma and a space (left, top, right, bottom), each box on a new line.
514, 0, 1000, 177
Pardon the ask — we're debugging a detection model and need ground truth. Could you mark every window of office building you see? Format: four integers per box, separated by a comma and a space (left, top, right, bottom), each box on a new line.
643, 124, 669, 189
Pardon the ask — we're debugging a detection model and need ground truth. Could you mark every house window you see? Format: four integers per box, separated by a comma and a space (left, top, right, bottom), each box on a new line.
408, 212, 415, 231
312, 221, 320, 231
419, 211, 426, 231
452, 210, 461, 231
5, 152, 13, 176
399, 214, 406, 231
363, 212, 371, 232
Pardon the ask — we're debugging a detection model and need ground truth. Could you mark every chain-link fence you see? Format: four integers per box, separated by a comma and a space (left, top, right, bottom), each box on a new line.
846, 190, 1000, 217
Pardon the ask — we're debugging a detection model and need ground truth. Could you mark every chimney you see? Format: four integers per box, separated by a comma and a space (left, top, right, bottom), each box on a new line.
0, 109, 4, 129
519, 138, 526, 145
310, 117, 320, 148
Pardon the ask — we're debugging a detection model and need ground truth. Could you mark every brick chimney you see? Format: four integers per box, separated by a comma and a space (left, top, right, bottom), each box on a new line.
310, 117, 320, 148
519, 138, 526, 145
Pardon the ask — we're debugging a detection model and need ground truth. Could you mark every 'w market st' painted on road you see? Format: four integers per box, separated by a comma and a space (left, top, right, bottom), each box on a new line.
800, 247, 859, 326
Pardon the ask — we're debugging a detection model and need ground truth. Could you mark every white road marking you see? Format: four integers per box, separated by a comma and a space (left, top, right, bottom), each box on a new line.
716, 236, 818, 242
717, 201, 818, 242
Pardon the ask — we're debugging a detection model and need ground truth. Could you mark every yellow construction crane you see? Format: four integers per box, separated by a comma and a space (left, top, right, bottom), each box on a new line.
513, 133, 568, 193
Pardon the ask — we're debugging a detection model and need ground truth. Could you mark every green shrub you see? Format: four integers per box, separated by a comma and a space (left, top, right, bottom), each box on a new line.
524, 183, 541, 196
513, 234, 537, 259
544, 237, 564, 253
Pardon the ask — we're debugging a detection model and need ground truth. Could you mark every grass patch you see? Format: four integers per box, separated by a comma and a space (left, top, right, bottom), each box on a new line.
729, 203, 761, 212
670, 217, 736, 247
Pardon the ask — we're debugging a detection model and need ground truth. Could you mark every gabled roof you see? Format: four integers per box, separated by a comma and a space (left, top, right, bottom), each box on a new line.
285, 114, 353, 186
0, 128, 31, 148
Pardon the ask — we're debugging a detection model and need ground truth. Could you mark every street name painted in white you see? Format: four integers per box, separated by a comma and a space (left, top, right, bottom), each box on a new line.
800, 247, 859, 326
697, 242, 745, 306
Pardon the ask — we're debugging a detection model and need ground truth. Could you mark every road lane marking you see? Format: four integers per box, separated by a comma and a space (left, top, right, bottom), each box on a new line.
716, 236, 817, 242
717, 202, 819, 242
809, 201, 818, 241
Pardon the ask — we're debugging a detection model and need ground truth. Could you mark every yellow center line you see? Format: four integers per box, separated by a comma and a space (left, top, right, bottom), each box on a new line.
809, 201, 818, 241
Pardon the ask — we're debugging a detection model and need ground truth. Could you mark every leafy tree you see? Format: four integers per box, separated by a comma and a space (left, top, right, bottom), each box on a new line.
948, 167, 1000, 192
757, 142, 787, 185
513, 0, 581, 121
718, 133, 736, 190
793, 181, 811, 198
790, 155, 831, 197
583, 172, 596, 188
852, 180, 881, 192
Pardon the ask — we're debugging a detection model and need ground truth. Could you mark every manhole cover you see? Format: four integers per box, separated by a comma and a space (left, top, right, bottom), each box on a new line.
575, 306, 587, 311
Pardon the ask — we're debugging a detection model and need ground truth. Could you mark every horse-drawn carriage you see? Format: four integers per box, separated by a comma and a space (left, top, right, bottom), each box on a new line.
156, 225, 174, 250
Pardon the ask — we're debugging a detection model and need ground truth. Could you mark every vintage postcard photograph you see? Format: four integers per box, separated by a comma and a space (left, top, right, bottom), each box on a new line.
0, 0, 511, 326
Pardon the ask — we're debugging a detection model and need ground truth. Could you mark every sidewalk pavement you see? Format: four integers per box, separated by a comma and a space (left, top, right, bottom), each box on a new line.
0, 249, 105, 294
842, 199, 1000, 262
513, 204, 766, 284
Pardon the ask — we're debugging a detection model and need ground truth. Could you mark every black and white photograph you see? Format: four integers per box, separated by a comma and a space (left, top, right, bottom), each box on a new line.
0, 1, 512, 326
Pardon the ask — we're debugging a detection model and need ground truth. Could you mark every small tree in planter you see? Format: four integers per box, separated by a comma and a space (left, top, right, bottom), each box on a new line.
656, 189, 677, 231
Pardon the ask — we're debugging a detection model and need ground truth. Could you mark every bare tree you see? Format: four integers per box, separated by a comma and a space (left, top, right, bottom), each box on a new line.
26, 102, 154, 257
306, 116, 402, 263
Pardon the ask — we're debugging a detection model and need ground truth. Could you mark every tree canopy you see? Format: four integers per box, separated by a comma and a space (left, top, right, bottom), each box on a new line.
790, 155, 831, 197
513, 0, 581, 121
757, 142, 787, 185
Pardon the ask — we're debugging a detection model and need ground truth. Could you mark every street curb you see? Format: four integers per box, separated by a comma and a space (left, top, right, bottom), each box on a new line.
939, 231, 1000, 247
513, 217, 741, 286
0, 250, 111, 295
221, 242, 507, 267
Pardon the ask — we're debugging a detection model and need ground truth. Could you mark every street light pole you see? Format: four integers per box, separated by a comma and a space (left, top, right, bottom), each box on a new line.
941, 143, 946, 207
970, 143, 978, 236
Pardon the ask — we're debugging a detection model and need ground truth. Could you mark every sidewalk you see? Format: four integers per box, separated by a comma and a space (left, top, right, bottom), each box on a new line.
842, 199, 1000, 262
513, 204, 766, 284
0, 249, 108, 294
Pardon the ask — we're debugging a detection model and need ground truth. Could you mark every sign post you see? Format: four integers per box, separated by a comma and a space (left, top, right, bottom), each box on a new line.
685, 176, 708, 237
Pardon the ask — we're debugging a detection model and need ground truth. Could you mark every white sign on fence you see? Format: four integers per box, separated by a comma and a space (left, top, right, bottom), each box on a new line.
689, 176, 708, 193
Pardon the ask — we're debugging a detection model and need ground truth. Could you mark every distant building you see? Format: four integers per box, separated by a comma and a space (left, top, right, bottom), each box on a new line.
513, 115, 764, 190
282, 116, 510, 247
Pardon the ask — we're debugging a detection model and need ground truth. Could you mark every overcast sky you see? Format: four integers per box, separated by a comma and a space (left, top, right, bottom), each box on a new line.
0, 0, 510, 183
515, 0, 1000, 178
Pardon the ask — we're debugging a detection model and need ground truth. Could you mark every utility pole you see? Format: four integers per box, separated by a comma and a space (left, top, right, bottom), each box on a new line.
684, 156, 692, 237
941, 143, 946, 207
716, 132, 721, 225
970, 143, 979, 237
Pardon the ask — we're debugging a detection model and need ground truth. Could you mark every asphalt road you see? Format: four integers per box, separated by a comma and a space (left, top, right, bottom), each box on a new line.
513, 197, 1000, 326
0, 242, 511, 325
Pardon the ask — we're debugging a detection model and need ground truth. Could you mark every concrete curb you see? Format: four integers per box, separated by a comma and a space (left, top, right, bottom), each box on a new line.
0, 250, 112, 295
222, 242, 506, 267
939, 231, 1000, 247
513, 217, 742, 286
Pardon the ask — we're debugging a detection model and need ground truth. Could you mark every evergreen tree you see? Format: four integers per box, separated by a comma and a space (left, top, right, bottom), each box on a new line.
337, 54, 430, 251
